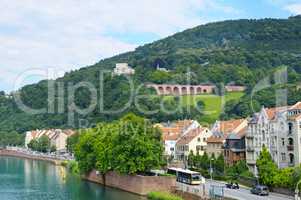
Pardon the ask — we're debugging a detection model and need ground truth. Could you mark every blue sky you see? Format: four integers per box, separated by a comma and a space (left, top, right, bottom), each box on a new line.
0, 0, 301, 92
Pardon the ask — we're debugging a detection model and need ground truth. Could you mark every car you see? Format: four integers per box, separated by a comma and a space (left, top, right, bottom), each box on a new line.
225, 182, 239, 189
250, 185, 269, 196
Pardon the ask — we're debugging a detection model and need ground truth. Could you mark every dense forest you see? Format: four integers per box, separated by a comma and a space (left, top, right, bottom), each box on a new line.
2, 16, 301, 140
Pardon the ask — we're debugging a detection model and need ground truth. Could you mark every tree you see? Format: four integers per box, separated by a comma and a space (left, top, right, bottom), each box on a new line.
66, 132, 80, 153
27, 139, 39, 150
215, 154, 225, 174
74, 132, 97, 173
200, 152, 209, 170
74, 114, 164, 175
111, 114, 164, 174
188, 151, 195, 168
50, 145, 57, 153
256, 147, 278, 187
37, 135, 51, 153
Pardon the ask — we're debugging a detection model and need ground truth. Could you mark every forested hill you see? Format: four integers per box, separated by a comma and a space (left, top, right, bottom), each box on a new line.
2, 16, 301, 135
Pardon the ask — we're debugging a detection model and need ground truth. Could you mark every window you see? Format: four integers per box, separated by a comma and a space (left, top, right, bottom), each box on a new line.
170, 147, 174, 151
281, 153, 286, 161
289, 138, 294, 146
288, 123, 293, 134
282, 138, 285, 146
197, 138, 201, 142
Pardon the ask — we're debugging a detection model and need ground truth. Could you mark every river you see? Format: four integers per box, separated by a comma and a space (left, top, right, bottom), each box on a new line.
0, 156, 144, 200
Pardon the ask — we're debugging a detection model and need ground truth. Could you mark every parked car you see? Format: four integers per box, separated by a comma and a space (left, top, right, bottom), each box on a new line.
225, 182, 239, 189
250, 185, 269, 196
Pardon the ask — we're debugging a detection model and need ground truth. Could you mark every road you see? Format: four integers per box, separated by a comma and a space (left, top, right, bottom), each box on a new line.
205, 180, 293, 200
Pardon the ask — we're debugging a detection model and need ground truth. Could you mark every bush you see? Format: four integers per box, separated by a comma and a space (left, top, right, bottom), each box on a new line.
147, 191, 183, 200
67, 160, 80, 174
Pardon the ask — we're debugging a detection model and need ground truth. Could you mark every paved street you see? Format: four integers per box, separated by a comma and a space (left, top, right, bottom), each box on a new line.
206, 180, 293, 200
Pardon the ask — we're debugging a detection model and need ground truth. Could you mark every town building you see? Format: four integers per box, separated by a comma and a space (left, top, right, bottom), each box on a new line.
175, 127, 212, 161
206, 133, 225, 158
156, 120, 200, 158
246, 102, 301, 173
25, 129, 75, 152
207, 119, 248, 157
224, 127, 247, 165
112, 63, 135, 76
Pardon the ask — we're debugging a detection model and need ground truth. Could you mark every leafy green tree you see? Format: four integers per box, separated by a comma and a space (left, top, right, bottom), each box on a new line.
37, 135, 51, 153
256, 147, 278, 187
111, 114, 164, 174
188, 151, 195, 168
74, 114, 164, 175
74, 132, 97, 173
27, 139, 39, 150
215, 154, 225, 174
200, 152, 209, 170
66, 132, 80, 153
94, 122, 117, 174
50, 145, 57, 153
274, 168, 294, 189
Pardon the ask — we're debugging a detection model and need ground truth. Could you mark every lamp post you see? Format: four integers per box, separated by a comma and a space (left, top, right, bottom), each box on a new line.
210, 158, 214, 180
295, 179, 301, 200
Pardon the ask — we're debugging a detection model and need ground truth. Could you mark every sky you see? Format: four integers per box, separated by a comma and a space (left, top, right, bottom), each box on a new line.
1, 0, 301, 92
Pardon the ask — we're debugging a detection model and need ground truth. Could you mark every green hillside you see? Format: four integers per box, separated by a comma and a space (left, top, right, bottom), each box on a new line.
2, 16, 301, 134
164, 92, 244, 123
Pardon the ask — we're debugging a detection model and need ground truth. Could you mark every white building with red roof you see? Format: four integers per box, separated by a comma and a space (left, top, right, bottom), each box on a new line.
25, 129, 75, 152
156, 120, 200, 158
175, 127, 212, 161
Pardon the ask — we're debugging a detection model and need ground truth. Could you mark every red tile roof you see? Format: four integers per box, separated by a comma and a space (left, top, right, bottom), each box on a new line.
218, 119, 245, 134
206, 135, 225, 143
176, 128, 205, 145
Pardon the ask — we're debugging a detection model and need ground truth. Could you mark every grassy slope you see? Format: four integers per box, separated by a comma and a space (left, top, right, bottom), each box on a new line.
165, 92, 244, 124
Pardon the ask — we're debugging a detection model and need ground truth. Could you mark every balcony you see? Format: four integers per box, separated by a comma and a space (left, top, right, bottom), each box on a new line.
247, 159, 256, 165
246, 135, 254, 139
247, 147, 254, 152
287, 145, 294, 151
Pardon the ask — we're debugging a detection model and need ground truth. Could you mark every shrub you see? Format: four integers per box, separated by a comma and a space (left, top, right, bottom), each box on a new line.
147, 191, 183, 200
67, 160, 80, 174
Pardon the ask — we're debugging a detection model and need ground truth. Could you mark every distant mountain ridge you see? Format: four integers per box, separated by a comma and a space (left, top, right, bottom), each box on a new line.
2, 16, 301, 134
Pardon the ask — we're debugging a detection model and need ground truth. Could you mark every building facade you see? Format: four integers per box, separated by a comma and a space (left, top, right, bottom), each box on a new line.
112, 63, 135, 76
156, 120, 200, 158
25, 129, 75, 152
175, 127, 212, 161
224, 128, 247, 165
246, 102, 301, 173
207, 119, 248, 157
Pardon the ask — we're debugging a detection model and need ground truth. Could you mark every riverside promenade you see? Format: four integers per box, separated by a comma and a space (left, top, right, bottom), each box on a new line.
0, 147, 73, 165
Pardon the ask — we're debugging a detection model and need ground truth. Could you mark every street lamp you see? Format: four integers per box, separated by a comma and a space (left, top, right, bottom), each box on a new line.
295, 179, 301, 200
210, 158, 214, 180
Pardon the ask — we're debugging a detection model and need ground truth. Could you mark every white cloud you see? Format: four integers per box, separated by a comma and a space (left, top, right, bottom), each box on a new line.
0, 0, 240, 92
285, 3, 301, 14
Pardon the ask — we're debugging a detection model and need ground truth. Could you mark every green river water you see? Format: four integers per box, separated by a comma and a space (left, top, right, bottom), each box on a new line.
0, 156, 144, 200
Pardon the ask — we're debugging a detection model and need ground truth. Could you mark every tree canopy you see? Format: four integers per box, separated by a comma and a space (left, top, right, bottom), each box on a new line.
74, 114, 164, 174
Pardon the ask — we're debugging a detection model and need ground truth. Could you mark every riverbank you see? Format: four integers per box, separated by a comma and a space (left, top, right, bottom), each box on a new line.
83, 169, 177, 196
0, 149, 66, 165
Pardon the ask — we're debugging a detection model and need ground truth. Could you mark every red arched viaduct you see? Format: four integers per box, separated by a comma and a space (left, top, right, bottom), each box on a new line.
146, 84, 246, 95
146, 84, 216, 95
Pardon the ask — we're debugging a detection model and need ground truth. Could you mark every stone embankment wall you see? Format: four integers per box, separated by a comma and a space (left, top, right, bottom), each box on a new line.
0, 149, 64, 165
83, 170, 176, 196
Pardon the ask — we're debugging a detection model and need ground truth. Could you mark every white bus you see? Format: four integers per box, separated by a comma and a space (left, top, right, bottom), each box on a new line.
167, 167, 205, 185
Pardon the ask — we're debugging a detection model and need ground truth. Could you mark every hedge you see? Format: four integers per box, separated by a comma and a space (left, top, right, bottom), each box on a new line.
147, 191, 183, 200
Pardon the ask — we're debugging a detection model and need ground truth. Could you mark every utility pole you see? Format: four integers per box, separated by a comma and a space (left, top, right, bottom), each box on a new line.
295, 179, 301, 200
210, 158, 214, 180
